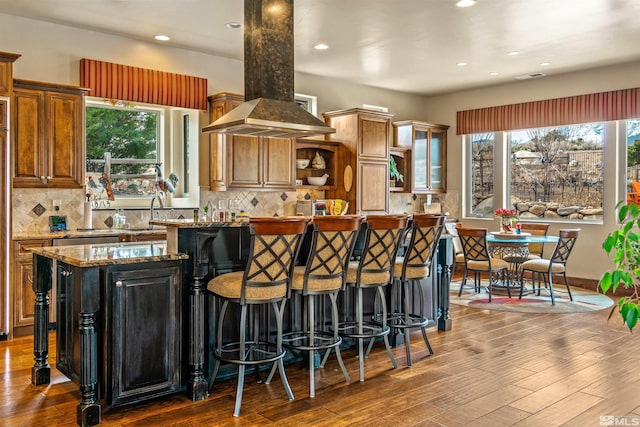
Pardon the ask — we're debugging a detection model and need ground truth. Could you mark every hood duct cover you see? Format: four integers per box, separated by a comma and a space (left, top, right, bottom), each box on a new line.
202, 0, 335, 139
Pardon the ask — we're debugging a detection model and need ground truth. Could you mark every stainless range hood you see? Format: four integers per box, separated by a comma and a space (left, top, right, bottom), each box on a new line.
202, 0, 335, 139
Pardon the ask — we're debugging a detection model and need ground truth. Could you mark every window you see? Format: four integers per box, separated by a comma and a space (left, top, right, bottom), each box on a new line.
466, 123, 607, 222
469, 133, 495, 217
85, 98, 200, 208
626, 119, 640, 205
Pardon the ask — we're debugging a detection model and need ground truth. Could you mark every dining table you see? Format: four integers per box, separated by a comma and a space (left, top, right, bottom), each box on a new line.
486, 232, 559, 295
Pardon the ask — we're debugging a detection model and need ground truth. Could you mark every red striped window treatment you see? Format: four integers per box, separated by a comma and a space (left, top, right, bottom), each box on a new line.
456, 88, 640, 135
80, 58, 208, 110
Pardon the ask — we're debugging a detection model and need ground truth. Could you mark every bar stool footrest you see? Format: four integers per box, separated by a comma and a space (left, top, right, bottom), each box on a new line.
337, 321, 390, 339
214, 340, 285, 365
282, 331, 342, 352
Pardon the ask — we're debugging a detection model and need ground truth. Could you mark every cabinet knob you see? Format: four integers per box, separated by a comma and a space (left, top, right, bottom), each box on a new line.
46, 176, 52, 180
115, 280, 123, 287
61, 270, 71, 277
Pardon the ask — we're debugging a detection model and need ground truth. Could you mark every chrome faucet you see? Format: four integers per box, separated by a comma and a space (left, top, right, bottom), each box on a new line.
149, 195, 158, 227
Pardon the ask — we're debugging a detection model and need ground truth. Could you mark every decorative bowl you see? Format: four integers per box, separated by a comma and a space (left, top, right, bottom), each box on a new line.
296, 159, 310, 169
307, 174, 328, 186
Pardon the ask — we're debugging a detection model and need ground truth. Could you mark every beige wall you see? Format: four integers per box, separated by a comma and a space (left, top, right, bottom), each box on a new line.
425, 61, 640, 281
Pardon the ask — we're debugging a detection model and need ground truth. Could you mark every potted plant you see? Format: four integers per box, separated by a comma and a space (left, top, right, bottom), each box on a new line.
389, 156, 403, 187
599, 201, 640, 331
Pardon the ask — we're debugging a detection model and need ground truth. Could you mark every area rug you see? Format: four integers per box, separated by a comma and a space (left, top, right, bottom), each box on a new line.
450, 281, 614, 314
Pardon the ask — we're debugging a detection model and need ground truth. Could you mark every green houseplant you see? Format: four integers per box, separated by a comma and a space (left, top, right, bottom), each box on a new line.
389, 157, 404, 184
599, 201, 640, 331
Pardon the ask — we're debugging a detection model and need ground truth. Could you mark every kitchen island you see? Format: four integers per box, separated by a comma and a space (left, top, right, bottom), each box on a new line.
30, 241, 188, 427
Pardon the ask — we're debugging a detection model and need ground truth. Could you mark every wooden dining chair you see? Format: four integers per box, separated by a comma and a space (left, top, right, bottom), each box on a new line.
457, 227, 509, 301
517, 222, 550, 259
519, 229, 580, 305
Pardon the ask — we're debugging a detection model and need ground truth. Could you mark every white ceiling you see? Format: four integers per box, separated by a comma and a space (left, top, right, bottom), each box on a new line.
2, 0, 640, 96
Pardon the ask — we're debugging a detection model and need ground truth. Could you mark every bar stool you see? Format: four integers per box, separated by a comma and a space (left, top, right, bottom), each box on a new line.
390, 214, 445, 366
269, 215, 363, 397
338, 214, 409, 382
206, 217, 308, 417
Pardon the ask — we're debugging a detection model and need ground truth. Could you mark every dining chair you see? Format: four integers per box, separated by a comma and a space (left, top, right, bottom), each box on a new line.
519, 229, 580, 305
457, 227, 509, 301
517, 222, 550, 259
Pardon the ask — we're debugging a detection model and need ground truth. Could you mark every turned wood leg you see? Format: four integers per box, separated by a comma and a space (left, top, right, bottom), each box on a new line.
77, 312, 101, 427
32, 255, 52, 386
188, 269, 209, 401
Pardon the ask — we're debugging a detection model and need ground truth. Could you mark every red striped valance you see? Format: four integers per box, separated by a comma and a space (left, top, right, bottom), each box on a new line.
456, 88, 640, 135
80, 58, 208, 110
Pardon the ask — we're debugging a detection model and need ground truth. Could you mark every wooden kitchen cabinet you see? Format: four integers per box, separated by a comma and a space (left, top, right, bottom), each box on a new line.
13, 239, 52, 335
207, 92, 244, 191
393, 120, 449, 194
227, 135, 295, 190
207, 92, 295, 190
323, 108, 394, 214
12, 79, 87, 188
56, 260, 182, 407
0, 52, 20, 96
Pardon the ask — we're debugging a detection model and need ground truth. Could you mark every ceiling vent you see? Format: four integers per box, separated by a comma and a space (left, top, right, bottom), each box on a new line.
514, 73, 546, 80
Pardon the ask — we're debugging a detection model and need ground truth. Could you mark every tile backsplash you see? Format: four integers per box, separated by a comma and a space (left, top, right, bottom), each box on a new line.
12, 188, 459, 234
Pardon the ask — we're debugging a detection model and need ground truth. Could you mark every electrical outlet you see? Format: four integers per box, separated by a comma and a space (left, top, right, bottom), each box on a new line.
52, 200, 61, 211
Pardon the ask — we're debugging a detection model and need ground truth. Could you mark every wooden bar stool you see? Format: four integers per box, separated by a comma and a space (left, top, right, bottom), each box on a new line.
390, 214, 445, 366
269, 215, 363, 397
338, 214, 409, 382
206, 217, 308, 417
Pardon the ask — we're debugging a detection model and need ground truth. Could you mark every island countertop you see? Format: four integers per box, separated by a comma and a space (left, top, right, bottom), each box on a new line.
30, 241, 188, 267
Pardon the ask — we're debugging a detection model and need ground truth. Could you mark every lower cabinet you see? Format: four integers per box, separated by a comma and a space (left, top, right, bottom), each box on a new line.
56, 260, 182, 407
13, 239, 52, 335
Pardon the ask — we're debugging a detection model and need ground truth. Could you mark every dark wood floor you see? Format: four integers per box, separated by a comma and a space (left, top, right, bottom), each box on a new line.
2, 300, 639, 426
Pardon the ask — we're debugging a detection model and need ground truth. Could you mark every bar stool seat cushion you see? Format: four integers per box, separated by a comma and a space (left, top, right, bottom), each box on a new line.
526, 254, 542, 260
521, 259, 565, 273
467, 258, 509, 272
392, 257, 430, 279
346, 260, 390, 285
291, 266, 343, 292
455, 253, 465, 263
208, 271, 286, 300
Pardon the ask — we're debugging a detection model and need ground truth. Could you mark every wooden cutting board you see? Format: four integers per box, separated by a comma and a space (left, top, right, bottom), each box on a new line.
343, 165, 353, 192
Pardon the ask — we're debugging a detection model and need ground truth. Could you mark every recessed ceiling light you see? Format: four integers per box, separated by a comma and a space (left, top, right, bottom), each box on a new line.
226, 22, 241, 29
154, 35, 170, 41
456, 0, 476, 7
456, 62, 468, 67
508, 51, 520, 56
540, 62, 551, 66
314, 43, 329, 50
489, 72, 499, 76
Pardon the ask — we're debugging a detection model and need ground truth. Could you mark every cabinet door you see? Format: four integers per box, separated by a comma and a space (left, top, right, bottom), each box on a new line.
13, 239, 52, 330
208, 94, 244, 191
358, 115, 389, 160
412, 127, 429, 192
45, 91, 84, 188
0, 61, 12, 95
262, 137, 295, 189
0, 99, 7, 129
358, 161, 389, 213
429, 128, 446, 193
227, 135, 262, 188
12, 88, 45, 186
108, 264, 182, 406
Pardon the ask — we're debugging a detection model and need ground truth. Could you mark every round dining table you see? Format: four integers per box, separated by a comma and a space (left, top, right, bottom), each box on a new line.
486, 232, 559, 295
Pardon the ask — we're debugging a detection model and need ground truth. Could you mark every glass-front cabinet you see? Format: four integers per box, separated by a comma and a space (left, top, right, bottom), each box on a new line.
393, 120, 448, 194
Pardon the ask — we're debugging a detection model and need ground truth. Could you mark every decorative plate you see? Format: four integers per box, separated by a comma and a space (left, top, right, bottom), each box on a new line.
489, 231, 531, 239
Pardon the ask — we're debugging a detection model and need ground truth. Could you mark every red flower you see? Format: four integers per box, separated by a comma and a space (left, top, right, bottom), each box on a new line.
495, 208, 518, 219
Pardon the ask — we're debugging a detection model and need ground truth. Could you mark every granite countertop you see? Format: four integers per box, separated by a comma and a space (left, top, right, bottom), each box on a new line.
31, 241, 188, 267
149, 219, 248, 228
13, 227, 167, 240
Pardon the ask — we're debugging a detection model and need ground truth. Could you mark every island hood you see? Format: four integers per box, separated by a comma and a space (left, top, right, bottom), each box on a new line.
202, 0, 335, 139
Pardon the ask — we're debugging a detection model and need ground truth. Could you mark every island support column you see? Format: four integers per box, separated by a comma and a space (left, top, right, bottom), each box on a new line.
32, 255, 52, 385
187, 266, 209, 400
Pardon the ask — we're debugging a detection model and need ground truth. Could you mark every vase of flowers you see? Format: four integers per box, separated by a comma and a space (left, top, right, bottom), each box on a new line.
495, 208, 518, 233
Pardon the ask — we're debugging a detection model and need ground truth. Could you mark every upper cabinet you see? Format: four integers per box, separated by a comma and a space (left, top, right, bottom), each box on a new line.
393, 120, 449, 194
207, 92, 295, 191
0, 52, 20, 96
207, 92, 243, 191
12, 79, 87, 188
295, 139, 340, 189
323, 108, 393, 214
227, 135, 295, 190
